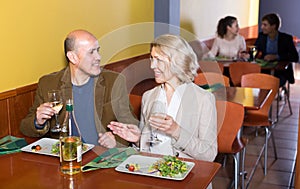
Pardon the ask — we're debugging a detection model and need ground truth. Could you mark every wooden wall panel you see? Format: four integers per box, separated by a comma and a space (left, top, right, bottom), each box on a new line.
0, 99, 9, 138
10, 92, 35, 137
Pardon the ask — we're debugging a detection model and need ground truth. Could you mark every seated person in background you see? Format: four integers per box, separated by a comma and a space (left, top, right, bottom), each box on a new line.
108, 34, 218, 162
255, 13, 299, 87
20, 29, 138, 148
203, 16, 249, 60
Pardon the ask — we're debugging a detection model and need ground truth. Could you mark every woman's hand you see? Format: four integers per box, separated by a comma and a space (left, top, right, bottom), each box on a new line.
107, 121, 141, 143
149, 113, 180, 139
238, 50, 250, 61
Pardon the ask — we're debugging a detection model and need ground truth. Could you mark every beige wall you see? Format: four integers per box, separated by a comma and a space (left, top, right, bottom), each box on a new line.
1, 0, 259, 92
0, 0, 154, 92
180, 0, 259, 40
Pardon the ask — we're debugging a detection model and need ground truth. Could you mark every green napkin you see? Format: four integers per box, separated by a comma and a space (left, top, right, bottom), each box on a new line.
198, 83, 225, 92
0, 135, 27, 155
81, 147, 138, 172
255, 59, 277, 67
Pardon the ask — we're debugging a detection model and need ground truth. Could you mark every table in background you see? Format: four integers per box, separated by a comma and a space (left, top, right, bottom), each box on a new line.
213, 86, 271, 110
219, 61, 291, 75
0, 145, 221, 189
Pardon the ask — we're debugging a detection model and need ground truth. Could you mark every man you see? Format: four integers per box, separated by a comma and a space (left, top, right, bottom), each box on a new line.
255, 13, 299, 87
20, 29, 138, 148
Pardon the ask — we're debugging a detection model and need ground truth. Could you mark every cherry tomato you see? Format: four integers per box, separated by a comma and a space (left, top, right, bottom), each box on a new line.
128, 165, 135, 172
35, 145, 41, 151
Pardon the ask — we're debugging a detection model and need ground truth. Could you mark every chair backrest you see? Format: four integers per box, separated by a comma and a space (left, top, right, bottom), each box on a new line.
216, 100, 245, 153
198, 60, 224, 74
229, 62, 261, 86
129, 94, 142, 119
194, 72, 230, 87
241, 73, 279, 116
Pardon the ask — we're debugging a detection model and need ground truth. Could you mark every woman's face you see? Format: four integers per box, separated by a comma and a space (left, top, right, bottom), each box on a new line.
150, 47, 176, 84
227, 20, 239, 35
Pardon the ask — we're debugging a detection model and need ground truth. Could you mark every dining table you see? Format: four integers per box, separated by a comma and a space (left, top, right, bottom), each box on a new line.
0, 144, 221, 189
212, 86, 272, 110
219, 60, 291, 75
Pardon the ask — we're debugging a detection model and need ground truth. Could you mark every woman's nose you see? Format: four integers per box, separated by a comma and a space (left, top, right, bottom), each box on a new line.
150, 59, 157, 69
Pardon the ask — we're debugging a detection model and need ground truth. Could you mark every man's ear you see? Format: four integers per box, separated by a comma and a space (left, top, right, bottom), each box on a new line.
67, 51, 79, 65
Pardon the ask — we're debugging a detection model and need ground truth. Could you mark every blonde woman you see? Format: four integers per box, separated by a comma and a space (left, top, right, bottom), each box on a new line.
108, 34, 217, 165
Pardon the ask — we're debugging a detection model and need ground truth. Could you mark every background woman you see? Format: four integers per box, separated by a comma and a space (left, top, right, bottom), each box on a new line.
108, 34, 217, 162
204, 16, 249, 60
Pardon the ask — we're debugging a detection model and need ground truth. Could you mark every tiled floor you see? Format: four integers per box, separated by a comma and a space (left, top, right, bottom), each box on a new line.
212, 64, 300, 189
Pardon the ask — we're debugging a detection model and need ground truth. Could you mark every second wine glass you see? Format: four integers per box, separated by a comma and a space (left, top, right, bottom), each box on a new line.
48, 90, 63, 132
148, 100, 167, 145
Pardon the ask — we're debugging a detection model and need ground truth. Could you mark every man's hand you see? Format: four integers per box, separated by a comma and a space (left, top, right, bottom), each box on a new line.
98, 132, 116, 148
264, 54, 278, 61
36, 102, 55, 125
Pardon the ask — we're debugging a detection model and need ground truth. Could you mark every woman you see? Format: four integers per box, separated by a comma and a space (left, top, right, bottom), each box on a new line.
108, 34, 217, 162
204, 16, 249, 60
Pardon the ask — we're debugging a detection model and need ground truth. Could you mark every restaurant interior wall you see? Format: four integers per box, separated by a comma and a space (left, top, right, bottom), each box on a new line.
259, 0, 300, 38
0, 0, 154, 92
180, 0, 260, 40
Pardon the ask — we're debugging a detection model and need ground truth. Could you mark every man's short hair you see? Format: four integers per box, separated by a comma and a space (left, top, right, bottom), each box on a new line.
64, 36, 75, 62
262, 13, 281, 30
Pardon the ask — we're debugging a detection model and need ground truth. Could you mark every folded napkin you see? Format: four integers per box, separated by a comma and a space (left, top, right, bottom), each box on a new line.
198, 83, 225, 92
255, 59, 277, 67
81, 147, 138, 172
0, 135, 27, 155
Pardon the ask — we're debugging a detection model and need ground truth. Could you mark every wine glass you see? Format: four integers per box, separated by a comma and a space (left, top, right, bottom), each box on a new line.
48, 90, 63, 132
248, 45, 257, 62
148, 100, 167, 145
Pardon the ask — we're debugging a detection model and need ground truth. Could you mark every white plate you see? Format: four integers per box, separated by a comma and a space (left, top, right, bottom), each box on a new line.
21, 138, 94, 157
115, 155, 195, 180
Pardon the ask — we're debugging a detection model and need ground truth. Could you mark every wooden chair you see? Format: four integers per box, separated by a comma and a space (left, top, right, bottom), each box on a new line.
129, 94, 142, 119
229, 62, 261, 86
194, 72, 230, 87
198, 60, 224, 74
216, 100, 246, 189
241, 73, 279, 180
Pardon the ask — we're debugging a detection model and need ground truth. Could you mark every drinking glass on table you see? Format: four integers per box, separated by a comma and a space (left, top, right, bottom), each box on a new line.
48, 90, 63, 132
248, 45, 258, 62
148, 100, 167, 145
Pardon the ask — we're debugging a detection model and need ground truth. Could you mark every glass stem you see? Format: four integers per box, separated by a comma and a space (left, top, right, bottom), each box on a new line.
55, 114, 59, 127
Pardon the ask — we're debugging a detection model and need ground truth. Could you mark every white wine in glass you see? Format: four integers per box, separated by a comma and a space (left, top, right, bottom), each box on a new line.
48, 90, 63, 132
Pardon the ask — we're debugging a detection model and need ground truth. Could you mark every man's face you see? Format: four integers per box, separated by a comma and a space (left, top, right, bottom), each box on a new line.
261, 20, 276, 35
74, 36, 101, 77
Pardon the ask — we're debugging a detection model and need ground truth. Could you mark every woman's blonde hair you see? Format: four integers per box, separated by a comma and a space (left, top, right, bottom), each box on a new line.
150, 34, 199, 83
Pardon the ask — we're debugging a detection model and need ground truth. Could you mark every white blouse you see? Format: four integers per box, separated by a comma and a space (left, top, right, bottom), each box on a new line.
149, 83, 190, 158
205, 34, 246, 59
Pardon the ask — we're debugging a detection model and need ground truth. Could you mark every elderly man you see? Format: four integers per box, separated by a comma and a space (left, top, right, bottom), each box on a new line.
20, 29, 138, 148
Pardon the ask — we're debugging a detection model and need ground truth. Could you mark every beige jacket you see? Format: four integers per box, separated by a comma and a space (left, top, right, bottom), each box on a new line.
139, 82, 218, 161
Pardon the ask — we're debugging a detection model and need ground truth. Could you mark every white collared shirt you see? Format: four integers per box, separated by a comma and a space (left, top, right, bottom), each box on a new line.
149, 83, 189, 157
